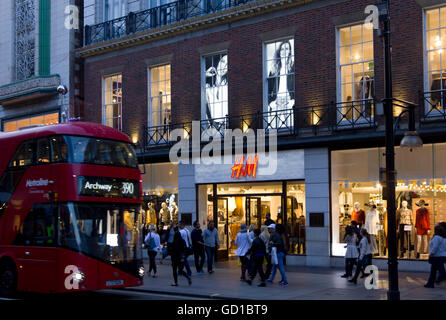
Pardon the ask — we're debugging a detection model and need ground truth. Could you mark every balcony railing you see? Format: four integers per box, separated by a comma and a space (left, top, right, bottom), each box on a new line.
422, 89, 446, 121
85, 0, 257, 46
140, 99, 376, 151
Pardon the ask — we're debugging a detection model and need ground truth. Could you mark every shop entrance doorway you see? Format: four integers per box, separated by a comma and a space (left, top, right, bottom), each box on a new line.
215, 194, 282, 261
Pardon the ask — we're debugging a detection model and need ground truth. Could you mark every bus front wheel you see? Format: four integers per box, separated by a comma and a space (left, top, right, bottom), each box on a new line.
0, 260, 17, 298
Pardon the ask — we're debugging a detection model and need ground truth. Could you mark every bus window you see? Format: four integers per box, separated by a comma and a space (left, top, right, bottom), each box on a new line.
9, 141, 34, 168
64, 136, 137, 168
37, 138, 50, 164
50, 136, 68, 163
13, 204, 57, 246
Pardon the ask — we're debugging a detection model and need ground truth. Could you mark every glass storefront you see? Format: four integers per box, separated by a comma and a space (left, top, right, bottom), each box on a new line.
140, 163, 178, 231
198, 181, 306, 259
332, 143, 446, 260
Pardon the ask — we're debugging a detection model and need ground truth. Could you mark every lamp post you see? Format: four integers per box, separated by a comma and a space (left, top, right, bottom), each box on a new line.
381, 0, 422, 300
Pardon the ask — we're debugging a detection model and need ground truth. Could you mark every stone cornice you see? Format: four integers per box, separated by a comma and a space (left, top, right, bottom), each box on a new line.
78, 0, 319, 58
0, 75, 61, 104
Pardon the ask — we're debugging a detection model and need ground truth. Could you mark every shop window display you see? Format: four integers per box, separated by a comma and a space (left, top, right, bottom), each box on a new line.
332, 144, 446, 260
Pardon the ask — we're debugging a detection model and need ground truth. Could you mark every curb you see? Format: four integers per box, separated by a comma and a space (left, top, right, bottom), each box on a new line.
118, 287, 247, 300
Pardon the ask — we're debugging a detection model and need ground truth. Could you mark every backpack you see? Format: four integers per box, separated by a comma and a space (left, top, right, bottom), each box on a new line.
146, 233, 157, 250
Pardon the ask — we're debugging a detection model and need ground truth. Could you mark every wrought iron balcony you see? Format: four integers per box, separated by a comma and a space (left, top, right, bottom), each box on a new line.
85, 0, 257, 46
140, 99, 376, 151
422, 89, 446, 121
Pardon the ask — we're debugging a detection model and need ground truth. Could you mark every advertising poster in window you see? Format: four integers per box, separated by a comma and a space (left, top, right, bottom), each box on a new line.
266, 39, 295, 114
205, 54, 228, 120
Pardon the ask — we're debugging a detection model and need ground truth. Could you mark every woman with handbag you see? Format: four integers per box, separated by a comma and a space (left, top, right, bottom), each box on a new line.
144, 225, 161, 278
424, 224, 446, 288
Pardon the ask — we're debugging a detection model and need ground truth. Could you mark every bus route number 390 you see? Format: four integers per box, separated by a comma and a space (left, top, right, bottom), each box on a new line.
121, 182, 134, 195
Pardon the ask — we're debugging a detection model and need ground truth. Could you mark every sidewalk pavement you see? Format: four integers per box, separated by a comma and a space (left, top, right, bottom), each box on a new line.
127, 259, 446, 300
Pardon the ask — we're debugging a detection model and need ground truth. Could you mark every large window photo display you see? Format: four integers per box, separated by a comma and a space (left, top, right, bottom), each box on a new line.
331, 144, 446, 260
265, 39, 295, 128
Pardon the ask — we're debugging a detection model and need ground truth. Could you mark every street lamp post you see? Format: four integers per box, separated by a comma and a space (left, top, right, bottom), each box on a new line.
382, 0, 400, 301
381, 0, 422, 300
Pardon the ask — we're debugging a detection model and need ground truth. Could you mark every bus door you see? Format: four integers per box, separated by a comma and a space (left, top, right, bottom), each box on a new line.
16, 203, 58, 292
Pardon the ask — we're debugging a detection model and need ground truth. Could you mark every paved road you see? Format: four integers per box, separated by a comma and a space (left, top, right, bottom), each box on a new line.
0, 289, 206, 301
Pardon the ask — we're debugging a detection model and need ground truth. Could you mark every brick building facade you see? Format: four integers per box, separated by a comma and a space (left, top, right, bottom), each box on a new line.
79, 0, 446, 271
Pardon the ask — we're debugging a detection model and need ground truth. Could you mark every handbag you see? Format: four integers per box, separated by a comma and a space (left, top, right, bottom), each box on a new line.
162, 245, 169, 258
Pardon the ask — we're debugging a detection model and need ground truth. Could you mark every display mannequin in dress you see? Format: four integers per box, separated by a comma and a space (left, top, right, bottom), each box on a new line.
351, 202, 365, 229
170, 200, 179, 224
147, 202, 157, 225
160, 202, 171, 224
364, 203, 379, 254
415, 200, 430, 258
397, 200, 413, 258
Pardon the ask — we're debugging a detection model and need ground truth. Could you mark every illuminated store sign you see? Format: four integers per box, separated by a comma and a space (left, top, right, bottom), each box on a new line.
78, 176, 138, 198
231, 155, 258, 179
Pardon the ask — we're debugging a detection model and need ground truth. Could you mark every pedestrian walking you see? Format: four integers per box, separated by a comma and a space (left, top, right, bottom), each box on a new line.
259, 225, 271, 278
191, 220, 206, 274
144, 224, 161, 278
349, 228, 373, 284
424, 224, 446, 288
203, 220, 220, 274
179, 220, 193, 277
276, 224, 289, 267
248, 224, 256, 240
170, 226, 192, 287
340, 226, 359, 279
246, 229, 267, 287
234, 224, 253, 281
266, 224, 288, 287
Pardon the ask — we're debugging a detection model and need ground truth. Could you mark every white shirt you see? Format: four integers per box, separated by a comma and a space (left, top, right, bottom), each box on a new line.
234, 232, 252, 256
144, 232, 161, 252
365, 209, 379, 235
180, 228, 192, 248
359, 237, 372, 259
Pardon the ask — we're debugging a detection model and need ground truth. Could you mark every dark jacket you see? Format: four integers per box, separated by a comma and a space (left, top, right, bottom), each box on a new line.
269, 231, 286, 253
171, 230, 187, 259
191, 228, 204, 249
250, 237, 267, 256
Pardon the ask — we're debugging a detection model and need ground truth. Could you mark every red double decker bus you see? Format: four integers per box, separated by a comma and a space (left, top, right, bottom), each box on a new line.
0, 122, 144, 296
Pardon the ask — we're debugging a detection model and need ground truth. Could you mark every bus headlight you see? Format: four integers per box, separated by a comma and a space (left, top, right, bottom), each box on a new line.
73, 270, 85, 283
138, 266, 145, 278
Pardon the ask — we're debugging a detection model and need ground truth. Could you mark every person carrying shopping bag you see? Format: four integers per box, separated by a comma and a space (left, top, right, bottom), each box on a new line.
266, 224, 288, 287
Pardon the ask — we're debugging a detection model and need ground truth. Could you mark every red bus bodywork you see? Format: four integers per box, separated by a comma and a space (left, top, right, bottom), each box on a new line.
0, 122, 144, 294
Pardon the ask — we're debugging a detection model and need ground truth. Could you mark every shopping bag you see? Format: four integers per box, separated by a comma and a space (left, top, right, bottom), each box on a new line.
271, 247, 278, 265
237, 258, 242, 266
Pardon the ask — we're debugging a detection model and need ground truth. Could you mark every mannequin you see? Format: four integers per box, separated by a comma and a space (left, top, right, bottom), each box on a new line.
159, 202, 171, 224
415, 200, 430, 257
397, 200, 413, 258
170, 201, 179, 224
364, 203, 379, 254
351, 202, 365, 228
146, 202, 157, 226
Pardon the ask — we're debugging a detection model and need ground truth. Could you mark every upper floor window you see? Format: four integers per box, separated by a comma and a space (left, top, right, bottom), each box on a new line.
425, 7, 446, 114
104, 0, 126, 21
103, 74, 122, 131
148, 64, 171, 131
264, 39, 295, 129
203, 53, 228, 121
337, 24, 374, 121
